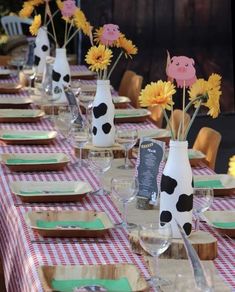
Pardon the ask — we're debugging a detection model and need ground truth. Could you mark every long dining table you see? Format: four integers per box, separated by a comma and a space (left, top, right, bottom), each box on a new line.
0, 66, 234, 292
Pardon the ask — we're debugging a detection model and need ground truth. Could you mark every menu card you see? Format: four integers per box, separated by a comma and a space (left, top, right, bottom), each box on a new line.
136, 138, 165, 208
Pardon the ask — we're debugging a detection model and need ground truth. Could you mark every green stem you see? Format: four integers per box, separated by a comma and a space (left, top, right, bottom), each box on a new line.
184, 100, 202, 140
44, 2, 48, 25
41, 26, 57, 44
47, 2, 58, 47
46, 10, 60, 26
163, 107, 175, 140
182, 80, 186, 140
64, 28, 80, 47
67, 20, 74, 40
64, 21, 68, 45
107, 51, 123, 79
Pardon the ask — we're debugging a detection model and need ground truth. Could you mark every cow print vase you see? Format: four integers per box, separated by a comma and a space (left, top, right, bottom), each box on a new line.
159, 140, 193, 238
52, 48, 71, 103
92, 80, 115, 147
34, 26, 50, 75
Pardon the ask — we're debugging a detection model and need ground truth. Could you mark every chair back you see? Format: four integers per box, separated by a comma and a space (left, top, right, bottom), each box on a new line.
228, 156, 235, 177
193, 127, 221, 170
118, 70, 136, 96
167, 109, 191, 139
128, 74, 143, 108
148, 105, 163, 128
1, 16, 32, 36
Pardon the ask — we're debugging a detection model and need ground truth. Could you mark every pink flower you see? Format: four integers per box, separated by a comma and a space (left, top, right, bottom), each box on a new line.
61, 0, 76, 18
100, 24, 120, 46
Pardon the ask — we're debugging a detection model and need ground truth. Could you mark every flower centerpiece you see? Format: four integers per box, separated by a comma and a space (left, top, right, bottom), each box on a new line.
84, 23, 137, 147
139, 54, 222, 238
19, 0, 92, 102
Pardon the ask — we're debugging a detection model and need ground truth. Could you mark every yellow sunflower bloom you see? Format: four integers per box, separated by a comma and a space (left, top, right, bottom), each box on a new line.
85, 45, 113, 72
19, 2, 34, 18
56, 0, 63, 10
94, 27, 103, 44
188, 78, 208, 107
204, 86, 221, 118
29, 14, 41, 36
117, 36, 138, 58
29, 0, 44, 6
228, 156, 235, 177
139, 81, 176, 110
73, 8, 92, 36
207, 73, 221, 90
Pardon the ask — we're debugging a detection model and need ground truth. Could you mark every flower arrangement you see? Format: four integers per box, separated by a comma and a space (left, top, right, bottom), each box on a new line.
19, 0, 92, 48
139, 54, 222, 141
85, 23, 137, 80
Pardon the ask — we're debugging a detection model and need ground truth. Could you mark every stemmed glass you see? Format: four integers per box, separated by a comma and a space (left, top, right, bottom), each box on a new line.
111, 176, 139, 229
88, 150, 113, 196
138, 221, 172, 288
71, 124, 89, 167
79, 92, 94, 128
53, 106, 76, 141
116, 129, 138, 169
193, 188, 214, 231
22, 64, 36, 94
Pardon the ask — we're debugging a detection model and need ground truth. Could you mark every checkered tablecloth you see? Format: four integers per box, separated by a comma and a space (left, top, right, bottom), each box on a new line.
0, 66, 234, 292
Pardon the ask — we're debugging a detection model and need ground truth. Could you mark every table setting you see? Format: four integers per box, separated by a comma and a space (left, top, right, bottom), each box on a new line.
0, 2, 234, 292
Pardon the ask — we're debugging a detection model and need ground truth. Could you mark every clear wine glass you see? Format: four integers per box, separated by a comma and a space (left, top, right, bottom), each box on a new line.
53, 106, 75, 141
116, 129, 138, 169
111, 176, 139, 229
88, 150, 113, 196
71, 124, 89, 167
193, 188, 214, 231
22, 64, 36, 94
138, 221, 172, 288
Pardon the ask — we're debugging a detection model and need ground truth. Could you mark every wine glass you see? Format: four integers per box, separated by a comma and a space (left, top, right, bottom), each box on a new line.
22, 64, 36, 94
193, 188, 214, 231
79, 91, 95, 123
71, 124, 89, 167
88, 150, 113, 196
138, 221, 172, 288
111, 176, 139, 229
116, 129, 138, 169
53, 106, 75, 141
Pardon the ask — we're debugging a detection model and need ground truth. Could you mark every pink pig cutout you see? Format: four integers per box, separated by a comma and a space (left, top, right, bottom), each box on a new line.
100, 24, 120, 46
61, 0, 77, 18
166, 55, 197, 88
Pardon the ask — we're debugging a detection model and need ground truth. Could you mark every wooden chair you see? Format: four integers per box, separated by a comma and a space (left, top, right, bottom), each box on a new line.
148, 105, 163, 128
228, 155, 235, 177
167, 109, 191, 139
118, 70, 136, 96
118, 70, 143, 108
193, 127, 222, 170
1, 16, 32, 36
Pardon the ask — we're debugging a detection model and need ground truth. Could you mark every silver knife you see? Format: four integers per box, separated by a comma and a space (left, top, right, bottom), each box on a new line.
175, 220, 213, 291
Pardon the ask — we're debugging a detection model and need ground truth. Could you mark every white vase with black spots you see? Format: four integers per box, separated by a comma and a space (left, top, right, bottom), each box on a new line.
52, 48, 71, 103
34, 26, 50, 75
159, 140, 193, 238
92, 79, 115, 147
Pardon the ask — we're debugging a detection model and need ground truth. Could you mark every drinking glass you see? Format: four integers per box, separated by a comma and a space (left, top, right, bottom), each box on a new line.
22, 64, 36, 93
116, 129, 138, 169
71, 124, 89, 167
193, 188, 214, 231
53, 106, 75, 141
111, 176, 139, 229
138, 221, 172, 288
88, 150, 113, 196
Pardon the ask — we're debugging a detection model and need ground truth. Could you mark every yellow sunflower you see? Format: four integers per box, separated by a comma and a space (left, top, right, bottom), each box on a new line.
94, 27, 103, 44
228, 156, 235, 177
204, 86, 221, 118
207, 73, 221, 90
73, 8, 92, 36
139, 81, 176, 110
29, 14, 41, 36
56, 0, 63, 10
117, 36, 137, 58
85, 45, 113, 72
188, 79, 208, 106
19, 2, 34, 18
